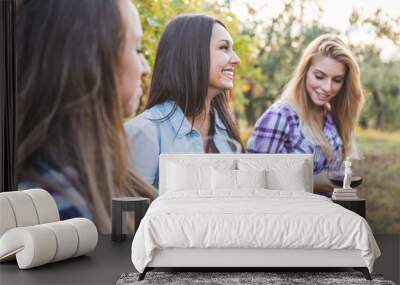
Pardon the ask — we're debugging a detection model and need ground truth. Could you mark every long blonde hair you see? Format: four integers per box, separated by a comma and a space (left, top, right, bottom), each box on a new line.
16, 0, 157, 234
282, 34, 364, 160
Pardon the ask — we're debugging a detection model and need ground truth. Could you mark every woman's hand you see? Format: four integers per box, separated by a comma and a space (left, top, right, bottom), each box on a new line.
313, 171, 335, 194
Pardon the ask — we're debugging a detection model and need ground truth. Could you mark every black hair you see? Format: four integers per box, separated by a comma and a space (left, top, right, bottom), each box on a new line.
147, 13, 244, 152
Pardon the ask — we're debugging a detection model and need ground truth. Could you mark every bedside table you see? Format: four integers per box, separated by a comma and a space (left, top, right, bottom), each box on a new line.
111, 197, 150, 242
332, 199, 366, 218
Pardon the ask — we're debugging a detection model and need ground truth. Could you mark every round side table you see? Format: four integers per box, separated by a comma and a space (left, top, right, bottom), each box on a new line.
111, 197, 150, 242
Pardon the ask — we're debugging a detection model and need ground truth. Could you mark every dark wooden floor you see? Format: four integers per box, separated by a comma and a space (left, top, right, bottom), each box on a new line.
0, 234, 398, 284
374, 234, 400, 284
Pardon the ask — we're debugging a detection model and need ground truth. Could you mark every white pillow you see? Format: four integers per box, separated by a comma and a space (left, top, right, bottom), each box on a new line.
211, 168, 268, 190
167, 163, 211, 191
238, 159, 309, 191
211, 168, 236, 190
267, 166, 307, 191
236, 169, 267, 189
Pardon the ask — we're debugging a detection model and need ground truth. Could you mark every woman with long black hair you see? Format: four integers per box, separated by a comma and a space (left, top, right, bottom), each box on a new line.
125, 14, 243, 188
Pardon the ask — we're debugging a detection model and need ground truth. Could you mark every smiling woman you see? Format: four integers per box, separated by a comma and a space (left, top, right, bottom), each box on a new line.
247, 34, 365, 193
124, 14, 244, 188
16, 0, 157, 233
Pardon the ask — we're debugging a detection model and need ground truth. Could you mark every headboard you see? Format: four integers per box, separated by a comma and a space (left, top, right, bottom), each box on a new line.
159, 153, 313, 195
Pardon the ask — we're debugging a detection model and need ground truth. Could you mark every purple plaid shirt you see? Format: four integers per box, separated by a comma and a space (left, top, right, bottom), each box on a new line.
247, 100, 343, 173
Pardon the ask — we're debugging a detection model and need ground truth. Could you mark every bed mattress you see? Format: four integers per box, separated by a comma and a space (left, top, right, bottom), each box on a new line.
131, 190, 380, 273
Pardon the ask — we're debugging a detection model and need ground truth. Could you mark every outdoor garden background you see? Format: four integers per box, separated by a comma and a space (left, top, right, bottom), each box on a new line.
134, 0, 400, 234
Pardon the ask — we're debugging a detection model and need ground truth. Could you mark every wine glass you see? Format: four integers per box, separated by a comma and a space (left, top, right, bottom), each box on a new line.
327, 160, 363, 188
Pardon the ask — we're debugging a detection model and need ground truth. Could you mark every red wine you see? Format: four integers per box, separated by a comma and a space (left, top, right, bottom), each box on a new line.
329, 176, 363, 188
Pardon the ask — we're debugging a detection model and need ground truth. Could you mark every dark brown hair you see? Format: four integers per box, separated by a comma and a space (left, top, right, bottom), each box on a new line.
147, 14, 244, 151
17, 0, 157, 233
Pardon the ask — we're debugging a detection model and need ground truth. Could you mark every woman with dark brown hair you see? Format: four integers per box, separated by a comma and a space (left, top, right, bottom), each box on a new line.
17, 0, 157, 233
125, 14, 244, 188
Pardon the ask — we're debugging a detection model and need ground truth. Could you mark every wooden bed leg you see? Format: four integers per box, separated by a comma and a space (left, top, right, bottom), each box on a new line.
138, 268, 148, 281
354, 267, 372, 280
361, 267, 372, 280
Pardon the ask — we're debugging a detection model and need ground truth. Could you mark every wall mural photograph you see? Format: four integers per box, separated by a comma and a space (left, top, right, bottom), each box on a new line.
1, 0, 399, 284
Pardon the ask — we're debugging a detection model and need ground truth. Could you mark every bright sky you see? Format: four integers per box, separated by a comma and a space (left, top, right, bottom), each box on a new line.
229, 0, 400, 60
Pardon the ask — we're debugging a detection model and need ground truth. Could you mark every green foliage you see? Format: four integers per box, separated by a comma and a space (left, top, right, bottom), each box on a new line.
349, 9, 400, 130
358, 46, 400, 130
134, 0, 400, 131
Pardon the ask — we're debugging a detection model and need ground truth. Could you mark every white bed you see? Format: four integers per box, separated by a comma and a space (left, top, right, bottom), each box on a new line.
131, 154, 380, 280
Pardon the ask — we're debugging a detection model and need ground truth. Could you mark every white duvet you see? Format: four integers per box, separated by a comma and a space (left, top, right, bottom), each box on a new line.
131, 190, 380, 273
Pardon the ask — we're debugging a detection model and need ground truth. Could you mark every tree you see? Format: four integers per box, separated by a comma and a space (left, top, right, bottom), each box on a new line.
134, 0, 400, 131
349, 8, 400, 130
237, 0, 333, 126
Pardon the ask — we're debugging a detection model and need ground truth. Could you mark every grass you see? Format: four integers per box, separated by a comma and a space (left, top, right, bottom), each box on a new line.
354, 128, 400, 234
239, 127, 400, 234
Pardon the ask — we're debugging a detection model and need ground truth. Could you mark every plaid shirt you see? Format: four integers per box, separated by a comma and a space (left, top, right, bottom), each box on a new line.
18, 159, 92, 221
247, 101, 343, 173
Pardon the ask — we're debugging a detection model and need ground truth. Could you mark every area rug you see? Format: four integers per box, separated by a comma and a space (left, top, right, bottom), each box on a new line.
116, 271, 396, 285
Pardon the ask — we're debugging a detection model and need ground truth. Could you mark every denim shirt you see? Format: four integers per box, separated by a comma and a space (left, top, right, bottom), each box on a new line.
124, 101, 236, 188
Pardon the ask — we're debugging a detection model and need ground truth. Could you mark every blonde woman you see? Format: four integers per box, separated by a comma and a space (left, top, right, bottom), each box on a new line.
247, 34, 364, 193
17, 0, 157, 233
